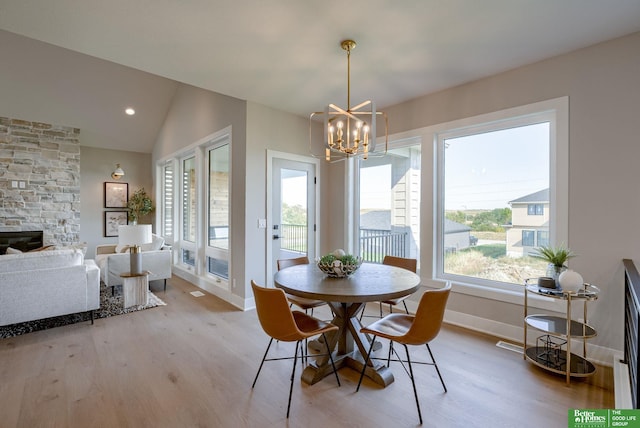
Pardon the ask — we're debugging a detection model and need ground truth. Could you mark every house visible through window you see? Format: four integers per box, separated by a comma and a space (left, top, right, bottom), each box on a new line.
436, 98, 567, 289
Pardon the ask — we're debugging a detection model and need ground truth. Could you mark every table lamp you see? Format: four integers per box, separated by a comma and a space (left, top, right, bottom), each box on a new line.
118, 224, 152, 275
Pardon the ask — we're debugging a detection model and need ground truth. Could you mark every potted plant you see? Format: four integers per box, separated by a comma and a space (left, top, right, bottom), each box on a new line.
127, 187, 154, 224
531, 244, 576, 281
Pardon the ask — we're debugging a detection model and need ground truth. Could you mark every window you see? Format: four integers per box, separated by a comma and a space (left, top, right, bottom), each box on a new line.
206, 143, 230, 279
159, 129, 232, 290
436, 98, 568, 290
537, 230, 549, 247
358, 143, 421, 266
522, 230, 535, 247
161, 162, 174, 241
181, 156, 196, 266
527, 204, 544, 215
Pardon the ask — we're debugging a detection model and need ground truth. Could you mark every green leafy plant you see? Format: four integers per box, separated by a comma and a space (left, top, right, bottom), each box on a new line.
127, 187, 154, 223
340, 254, 359, 265
530, 244, 575, 267
318, 253, 360, 265
319, 254, 337, 264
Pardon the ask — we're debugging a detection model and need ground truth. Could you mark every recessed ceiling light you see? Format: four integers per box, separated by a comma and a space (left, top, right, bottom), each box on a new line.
125, 107, 136, 116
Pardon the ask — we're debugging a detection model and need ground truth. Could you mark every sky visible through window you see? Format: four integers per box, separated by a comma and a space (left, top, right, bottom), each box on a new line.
445, 122, 550, 210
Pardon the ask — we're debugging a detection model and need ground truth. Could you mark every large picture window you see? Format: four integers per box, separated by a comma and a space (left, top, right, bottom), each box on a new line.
358, 143, 421, 267
435, 98, 568, 290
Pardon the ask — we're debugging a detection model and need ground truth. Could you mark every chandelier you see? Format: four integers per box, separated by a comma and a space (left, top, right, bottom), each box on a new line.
310, 40, 387, 161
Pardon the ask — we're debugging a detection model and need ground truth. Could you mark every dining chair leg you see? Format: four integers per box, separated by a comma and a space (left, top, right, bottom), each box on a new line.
356, 336, 377, 392
379, 302, 384, 317
252, 337, 274, 388
402, 300, 409, 314
286, 341, 301, 418
426, 343, 447, 392
322, 333, 341, 387
387, 341, 393, 367
404, 344, 423, 425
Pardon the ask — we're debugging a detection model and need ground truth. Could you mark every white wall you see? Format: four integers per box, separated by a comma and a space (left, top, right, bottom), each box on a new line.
151, 83, 248, 304
245, 102, 324, 294
80, 147, 152, 258
360, 31, 640, 355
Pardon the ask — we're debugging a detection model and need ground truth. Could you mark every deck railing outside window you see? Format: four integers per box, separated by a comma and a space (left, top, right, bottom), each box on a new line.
279, 225, 408, 263
281, 224, 307, 253
359, 228, 408, 263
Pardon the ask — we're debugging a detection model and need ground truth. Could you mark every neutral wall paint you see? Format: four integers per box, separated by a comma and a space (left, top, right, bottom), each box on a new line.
80, 146, 152, 259
359, 31, 640, 354
245, 102, 325, 290
152, 84, 248, 302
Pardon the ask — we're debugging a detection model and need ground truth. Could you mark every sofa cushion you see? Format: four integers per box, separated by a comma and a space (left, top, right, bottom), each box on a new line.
0, 249, 84, 274
141, 234, 164, 252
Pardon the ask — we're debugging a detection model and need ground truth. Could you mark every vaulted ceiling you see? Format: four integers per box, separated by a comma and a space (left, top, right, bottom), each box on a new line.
1, 0, 640, 152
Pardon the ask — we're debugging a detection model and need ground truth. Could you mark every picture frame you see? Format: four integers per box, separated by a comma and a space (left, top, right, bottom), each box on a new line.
104, 182, 128, 208
104, 211, 128, 237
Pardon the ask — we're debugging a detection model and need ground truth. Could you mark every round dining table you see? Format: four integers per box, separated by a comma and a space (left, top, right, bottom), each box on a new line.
274, 262, 420, 387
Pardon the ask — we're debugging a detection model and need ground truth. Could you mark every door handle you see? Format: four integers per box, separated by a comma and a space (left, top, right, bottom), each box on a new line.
273, 234, 280, 240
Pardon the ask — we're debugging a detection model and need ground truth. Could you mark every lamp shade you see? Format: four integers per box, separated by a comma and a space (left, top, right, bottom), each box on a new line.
118, 224, 152, 246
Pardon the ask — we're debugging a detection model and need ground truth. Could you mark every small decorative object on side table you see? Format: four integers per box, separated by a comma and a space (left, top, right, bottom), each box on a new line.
523, 278, 599, 385
120, 271, 150, 308
530, 244, 576, 286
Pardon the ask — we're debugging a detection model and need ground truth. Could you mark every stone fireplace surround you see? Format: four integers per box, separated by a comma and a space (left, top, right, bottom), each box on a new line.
0, 116, 80, 247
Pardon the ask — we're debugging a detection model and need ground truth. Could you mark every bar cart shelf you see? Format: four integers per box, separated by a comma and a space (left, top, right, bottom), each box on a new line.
523, 278, 599, 385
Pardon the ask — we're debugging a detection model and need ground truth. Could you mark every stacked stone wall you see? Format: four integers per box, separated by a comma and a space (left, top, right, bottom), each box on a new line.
0, 116, 80, 245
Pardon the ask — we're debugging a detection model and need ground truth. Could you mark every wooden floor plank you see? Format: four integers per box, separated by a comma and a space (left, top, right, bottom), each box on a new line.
0, 276, 613, 428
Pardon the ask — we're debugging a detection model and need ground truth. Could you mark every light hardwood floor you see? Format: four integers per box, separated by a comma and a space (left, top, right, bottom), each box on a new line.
0, 276, 613, 428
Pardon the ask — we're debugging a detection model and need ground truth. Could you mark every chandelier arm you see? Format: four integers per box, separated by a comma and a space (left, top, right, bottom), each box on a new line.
349, 100, 371, 111
327, 104, 363, 122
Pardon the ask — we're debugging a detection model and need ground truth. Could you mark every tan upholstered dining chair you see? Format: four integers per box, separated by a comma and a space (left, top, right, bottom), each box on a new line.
360, 255, 417, 320
251, 280, 341, 418
356, 282, 451, 425
277, 256, 327, 316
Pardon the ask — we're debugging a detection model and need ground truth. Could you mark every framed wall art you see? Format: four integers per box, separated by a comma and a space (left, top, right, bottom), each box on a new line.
104, 182, 128, 208
104, 211, 128, 237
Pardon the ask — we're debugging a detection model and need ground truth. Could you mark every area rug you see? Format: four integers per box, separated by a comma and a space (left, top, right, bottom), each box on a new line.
0, 284, 166, 339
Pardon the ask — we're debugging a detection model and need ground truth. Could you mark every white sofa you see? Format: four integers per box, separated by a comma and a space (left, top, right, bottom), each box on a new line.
95, 234, 171, 291
0, 249, 100, 326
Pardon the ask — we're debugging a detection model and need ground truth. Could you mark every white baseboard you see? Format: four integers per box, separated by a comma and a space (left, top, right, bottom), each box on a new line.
404, 299, 618, 368
614, 352, 633, 409
173, 268, 250, 310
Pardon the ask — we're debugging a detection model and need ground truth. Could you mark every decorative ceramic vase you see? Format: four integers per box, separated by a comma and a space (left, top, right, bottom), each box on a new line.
558, 269, 584, 294
546, 264, 566, 284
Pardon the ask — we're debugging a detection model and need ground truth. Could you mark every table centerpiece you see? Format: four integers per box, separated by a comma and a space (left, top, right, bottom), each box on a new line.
317, 249, 362, 278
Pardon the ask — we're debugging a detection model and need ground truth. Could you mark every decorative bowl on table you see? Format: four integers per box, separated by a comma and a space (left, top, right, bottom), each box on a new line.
316, 250, 362, 278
